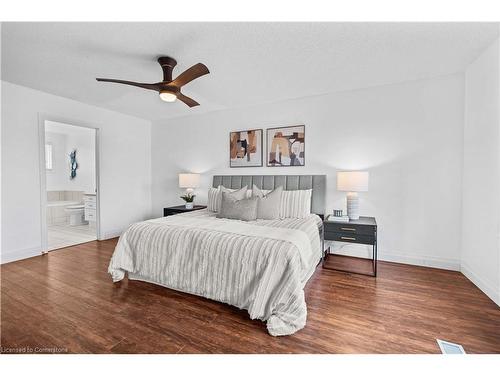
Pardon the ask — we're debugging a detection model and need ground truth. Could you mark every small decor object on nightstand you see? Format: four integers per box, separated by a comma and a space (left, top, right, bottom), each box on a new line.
180, 193, 195, 209
337, 171, 369, 220
327, 214, 349, 223
178, 173, 200, 209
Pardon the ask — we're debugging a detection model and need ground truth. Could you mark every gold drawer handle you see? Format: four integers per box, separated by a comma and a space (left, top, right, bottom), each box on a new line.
340, 227, 356, 231
340, 236, 356, 241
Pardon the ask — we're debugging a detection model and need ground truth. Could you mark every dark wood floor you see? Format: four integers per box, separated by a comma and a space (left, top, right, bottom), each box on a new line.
1, 238, 499, 354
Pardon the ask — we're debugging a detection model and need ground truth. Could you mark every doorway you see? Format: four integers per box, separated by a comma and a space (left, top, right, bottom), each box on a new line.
39, 119, 99, 251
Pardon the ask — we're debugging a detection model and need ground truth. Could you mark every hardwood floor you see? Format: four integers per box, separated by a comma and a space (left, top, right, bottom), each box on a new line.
1, 238, 499, 354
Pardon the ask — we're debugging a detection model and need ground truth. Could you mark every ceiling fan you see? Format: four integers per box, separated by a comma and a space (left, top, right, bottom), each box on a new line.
96, 56, 209, 107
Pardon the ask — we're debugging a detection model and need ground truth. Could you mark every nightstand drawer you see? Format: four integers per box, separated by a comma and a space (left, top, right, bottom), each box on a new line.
163, 205, 207, 217
164, 210, 182, 216
324, 222, 376, 236
324, 232, 375, 245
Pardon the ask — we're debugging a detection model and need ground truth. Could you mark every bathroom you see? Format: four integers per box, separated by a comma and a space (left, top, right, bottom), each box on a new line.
45, 120, 97, 250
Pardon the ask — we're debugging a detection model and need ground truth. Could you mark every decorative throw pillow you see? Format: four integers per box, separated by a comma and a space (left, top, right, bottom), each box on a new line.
217, 186, 248, 212
252, 184, 283, 220
216, 193, 258, 221
207, 186, 248, 213
280, 189, 312, 219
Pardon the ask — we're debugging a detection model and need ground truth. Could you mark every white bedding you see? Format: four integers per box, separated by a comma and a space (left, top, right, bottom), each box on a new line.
108, 209, 323, 336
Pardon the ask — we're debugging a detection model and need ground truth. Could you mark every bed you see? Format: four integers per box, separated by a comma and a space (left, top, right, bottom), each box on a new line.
108, 175, 326, 336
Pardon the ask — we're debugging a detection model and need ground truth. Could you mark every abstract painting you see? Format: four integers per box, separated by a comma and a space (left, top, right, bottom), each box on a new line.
229, 129, 263, 167
267, 125, 305, 167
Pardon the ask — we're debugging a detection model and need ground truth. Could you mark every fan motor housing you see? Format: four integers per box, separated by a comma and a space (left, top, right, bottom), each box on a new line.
158, 56, 177, 82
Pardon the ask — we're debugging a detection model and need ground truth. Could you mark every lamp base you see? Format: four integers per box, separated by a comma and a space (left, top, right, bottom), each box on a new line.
346, 192, 360, 220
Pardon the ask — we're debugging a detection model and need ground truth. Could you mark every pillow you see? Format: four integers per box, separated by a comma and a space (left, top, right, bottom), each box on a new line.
218, 186, 247, 212
252, 184, 283, 220
207, 186, 248, 213
216, 193, 258, 221
280, 189, 312, 219
207, 187, 220, 212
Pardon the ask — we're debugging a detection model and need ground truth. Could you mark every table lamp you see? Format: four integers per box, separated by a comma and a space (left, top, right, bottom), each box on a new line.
337, 171, 369, 220
178, 173, 200, 209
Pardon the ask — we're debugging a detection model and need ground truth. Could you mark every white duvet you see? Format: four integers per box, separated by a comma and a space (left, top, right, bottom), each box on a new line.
108, 209, 322, 336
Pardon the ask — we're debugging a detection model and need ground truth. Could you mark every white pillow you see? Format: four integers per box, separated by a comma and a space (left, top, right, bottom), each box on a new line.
279, 189, 312, 219
252, 184, 283, 220
207, 187, 220, 212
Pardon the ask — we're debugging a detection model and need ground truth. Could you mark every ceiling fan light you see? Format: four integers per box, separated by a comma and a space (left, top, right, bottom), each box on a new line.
159, 91, 177, 102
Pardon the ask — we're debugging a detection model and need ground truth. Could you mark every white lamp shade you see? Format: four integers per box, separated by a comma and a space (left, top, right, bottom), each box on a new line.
337, 171, 369, 192
178, 173, 200, 188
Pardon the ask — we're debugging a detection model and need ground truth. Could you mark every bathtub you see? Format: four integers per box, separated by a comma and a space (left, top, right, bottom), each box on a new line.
47, 200, 82, 225
47, 191, 85, 226
47, 200, 80, 207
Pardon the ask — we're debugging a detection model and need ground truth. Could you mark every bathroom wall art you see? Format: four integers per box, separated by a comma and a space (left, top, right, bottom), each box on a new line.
69, 149, 78, 179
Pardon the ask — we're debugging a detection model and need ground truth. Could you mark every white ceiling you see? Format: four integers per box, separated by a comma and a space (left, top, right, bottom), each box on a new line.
2, 22, 499, 122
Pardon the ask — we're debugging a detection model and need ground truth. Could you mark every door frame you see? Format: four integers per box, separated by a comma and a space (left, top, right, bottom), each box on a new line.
37, 113, 102, 253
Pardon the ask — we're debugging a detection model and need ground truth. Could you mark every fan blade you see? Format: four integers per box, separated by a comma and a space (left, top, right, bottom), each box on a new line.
177, 93, 200, 107
96, 78, 160, 91
171, 63, 209, 88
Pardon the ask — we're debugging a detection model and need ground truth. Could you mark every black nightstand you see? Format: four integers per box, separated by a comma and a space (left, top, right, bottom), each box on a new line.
323, 216, 378, 276
163, 205, 207, 217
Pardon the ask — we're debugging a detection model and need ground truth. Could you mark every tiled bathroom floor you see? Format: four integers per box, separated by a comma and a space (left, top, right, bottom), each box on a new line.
47, 224, 97, 251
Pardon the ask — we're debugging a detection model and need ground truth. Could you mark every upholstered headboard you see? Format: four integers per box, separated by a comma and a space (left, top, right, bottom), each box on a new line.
212, 175, 326, 215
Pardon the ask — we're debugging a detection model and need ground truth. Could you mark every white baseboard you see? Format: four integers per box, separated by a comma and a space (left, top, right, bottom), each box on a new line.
1, 246, 42, 264
327, 242, 460, 271
379, 252, 460, 271
461, 261, 500, 307
101, 229, 123, 240
1, 231, 121, 264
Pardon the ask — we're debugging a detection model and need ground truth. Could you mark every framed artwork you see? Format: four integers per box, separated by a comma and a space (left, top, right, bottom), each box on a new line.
267, 125, 305, 167
229, 129, 263, 167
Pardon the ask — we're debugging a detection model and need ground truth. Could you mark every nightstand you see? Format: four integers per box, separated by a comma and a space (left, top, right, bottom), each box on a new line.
323, 216, 377, 276
163, 205, 207, 217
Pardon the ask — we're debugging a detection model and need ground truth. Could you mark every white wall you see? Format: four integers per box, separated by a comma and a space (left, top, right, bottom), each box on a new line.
152, 74, 465, 270
45, 121, 96, 194
461, 38, 500, 306
45, 131, 68, 190
1, 81, 152, 263
0, 23, 3, 258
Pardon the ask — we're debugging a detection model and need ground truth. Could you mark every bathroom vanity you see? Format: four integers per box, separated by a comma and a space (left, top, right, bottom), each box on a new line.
84, 193, 97, 227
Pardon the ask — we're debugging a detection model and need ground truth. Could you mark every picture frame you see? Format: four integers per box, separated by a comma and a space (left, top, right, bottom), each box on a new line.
229, 128, 263, 168
266, 125, 305, 167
